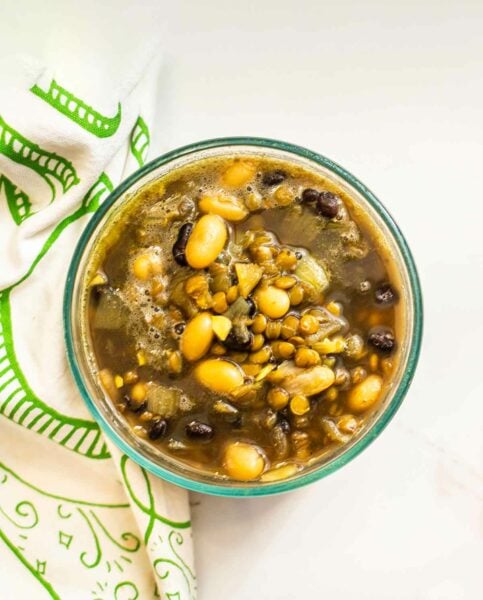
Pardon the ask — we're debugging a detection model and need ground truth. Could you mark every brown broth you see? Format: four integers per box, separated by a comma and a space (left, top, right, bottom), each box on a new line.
86, 155, 400, 482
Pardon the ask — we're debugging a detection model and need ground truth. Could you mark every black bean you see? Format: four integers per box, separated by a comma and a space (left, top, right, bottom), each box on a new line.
224, 325, 253, 351
149, 418, 168, 440
172, 222, 193, 266
301, 188, 320, 203
262, 170, 286, 186
128, 399, 147, 414
185, 420, 214, 440
174, 322, 186, 335
374, 283, 398, 306
316, 191, 339, 218
246, 297, 257, 317
368, 328, 396, 353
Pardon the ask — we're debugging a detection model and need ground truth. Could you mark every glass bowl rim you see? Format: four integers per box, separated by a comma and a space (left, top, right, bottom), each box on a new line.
63, 136, 423, 497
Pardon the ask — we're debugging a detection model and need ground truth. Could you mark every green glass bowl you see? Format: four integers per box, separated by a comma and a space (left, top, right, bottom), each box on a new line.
64, 137, 423, 497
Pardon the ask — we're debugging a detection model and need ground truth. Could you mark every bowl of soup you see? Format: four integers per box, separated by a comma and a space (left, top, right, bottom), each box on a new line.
64, 137, 422, 496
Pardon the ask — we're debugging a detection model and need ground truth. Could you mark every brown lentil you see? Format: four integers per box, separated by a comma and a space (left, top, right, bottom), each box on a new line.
270, 341, 296, 360
281, 315, 300, 339
212, 291, 229, 314
251, 313, 267, 334
267, 387, 290, 410
265, 320, 282, 339
288, 284, 305, 306
249, 346, 272, 364
251, 334, 265, 351
294, 348, 321, 367
226, 285, 239, 304
274, 275, 297, 289
299, 314, 319, 336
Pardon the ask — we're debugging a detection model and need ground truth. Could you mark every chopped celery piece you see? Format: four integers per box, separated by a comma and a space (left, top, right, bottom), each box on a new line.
235, 262, 263, 297
295, 255, 329, 292
146, 384, 180, 417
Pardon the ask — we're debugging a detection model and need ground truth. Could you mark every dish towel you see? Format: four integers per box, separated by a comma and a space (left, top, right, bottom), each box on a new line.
0, 40, 196, 600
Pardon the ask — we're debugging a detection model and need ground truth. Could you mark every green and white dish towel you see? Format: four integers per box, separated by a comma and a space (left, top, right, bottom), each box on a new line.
0, 50, 196, 599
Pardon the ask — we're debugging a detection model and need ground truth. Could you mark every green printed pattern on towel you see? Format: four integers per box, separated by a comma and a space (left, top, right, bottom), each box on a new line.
0, 174, 32, 224
0, 174, 114, 458
31, 79, 121, 139
82, 172, 114, 213
0, 290, 109, 459
0, 461, 149, 599
0, 115, 79, 200
120, 456, 196, 600
0, 459, 194, 599
130, 117, 150, 167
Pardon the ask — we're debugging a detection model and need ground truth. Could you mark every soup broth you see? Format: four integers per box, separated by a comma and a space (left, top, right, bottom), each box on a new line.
86, 155, 400, 482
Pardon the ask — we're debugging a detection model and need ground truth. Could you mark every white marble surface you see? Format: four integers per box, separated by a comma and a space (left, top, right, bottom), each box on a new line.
4, 1, 483, 598
154, 2, 483, 598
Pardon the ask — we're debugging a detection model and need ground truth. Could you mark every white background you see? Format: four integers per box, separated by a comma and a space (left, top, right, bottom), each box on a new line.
3, 1, 483, 598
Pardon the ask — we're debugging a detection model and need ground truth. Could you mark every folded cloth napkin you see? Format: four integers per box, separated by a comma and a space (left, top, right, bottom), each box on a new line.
0, 44, 196, 600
